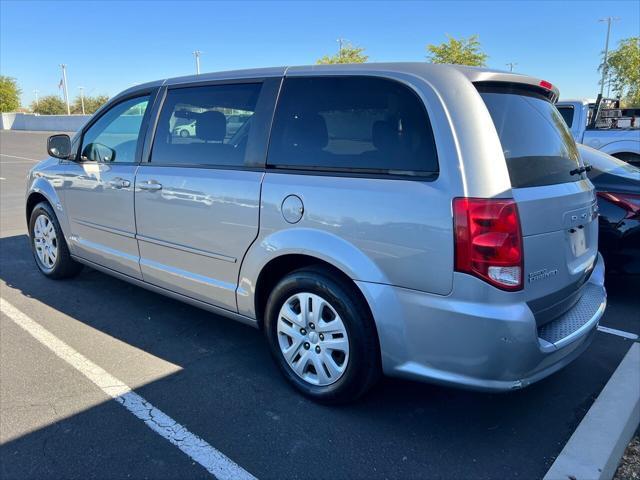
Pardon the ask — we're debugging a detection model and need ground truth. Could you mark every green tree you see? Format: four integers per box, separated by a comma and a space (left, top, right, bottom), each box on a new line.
426, 34, 488, 66
31, 95, 66, 115
600, 37, 640, 106
71, 94, 109, 114
0, 76, 21, 112
317, 41, 368, 64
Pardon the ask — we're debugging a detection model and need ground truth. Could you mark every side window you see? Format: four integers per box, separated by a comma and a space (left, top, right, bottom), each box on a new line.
557, 106, 574, 128
150, 83, 262, 167
80, 96, 150, 163
267, 76, 438, 175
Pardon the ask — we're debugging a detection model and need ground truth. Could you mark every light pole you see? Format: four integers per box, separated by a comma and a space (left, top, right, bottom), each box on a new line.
193, 50, 202, 75
78, 86, 85, 115
337, 37, 344, 60
60, 64, 70, 115
506, 62, 517, 72
33, 89, 39, 109
599, 16, 619, 97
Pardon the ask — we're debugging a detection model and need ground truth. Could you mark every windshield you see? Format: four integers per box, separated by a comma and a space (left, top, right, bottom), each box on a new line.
479, 90, 582, 188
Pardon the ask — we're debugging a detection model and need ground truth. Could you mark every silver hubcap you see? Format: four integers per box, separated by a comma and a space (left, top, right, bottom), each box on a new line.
33, 214, 58, 269
277, 292, 349, 386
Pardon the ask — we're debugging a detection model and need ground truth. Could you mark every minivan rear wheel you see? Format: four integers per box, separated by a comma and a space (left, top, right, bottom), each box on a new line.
264, 266, 380, 403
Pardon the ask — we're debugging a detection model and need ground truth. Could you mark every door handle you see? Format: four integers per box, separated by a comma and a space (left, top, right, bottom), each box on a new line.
138, 180, 162, 191
108, 177, 131, 189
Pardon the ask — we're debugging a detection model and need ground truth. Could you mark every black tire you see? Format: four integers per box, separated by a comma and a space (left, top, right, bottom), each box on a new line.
28, 202, 83, 279
264, 266, 380, 404
179, 129, 189, 138
612, 152, 640, 168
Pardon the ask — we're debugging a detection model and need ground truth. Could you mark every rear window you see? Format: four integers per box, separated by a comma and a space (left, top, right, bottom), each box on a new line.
479, 87, 581, 188
267, 76, 438, 176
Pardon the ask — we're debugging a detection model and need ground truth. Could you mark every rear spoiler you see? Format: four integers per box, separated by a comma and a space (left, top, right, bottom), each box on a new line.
474, 81, 559, 103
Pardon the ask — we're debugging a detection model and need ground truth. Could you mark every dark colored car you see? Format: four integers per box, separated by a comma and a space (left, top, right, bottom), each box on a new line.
580, 144, 640, 274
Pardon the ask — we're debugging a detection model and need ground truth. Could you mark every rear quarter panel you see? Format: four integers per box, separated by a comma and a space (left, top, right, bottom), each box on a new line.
237, 67, 501, 319
236, 66, 528, 319
236, 173, 455, 318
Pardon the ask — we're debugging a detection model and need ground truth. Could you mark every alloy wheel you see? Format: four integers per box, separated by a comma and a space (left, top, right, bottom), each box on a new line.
33, 214, 58, 270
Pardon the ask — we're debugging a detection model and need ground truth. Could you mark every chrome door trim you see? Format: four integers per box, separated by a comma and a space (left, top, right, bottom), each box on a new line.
135, 234, 237, 263
73, 218, 137, 239
70, 237, 141, 267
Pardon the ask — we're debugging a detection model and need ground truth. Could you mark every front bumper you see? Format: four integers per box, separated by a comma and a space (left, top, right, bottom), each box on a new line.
356, 253, 607, 392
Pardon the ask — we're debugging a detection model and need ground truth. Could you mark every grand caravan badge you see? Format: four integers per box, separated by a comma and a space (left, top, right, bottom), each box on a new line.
528, 268, 559, 283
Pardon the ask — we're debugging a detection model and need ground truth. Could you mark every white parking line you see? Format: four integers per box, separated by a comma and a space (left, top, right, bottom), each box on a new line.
597, 325, 639, 341
0, 153, 39, 162
0, 298, 257, 480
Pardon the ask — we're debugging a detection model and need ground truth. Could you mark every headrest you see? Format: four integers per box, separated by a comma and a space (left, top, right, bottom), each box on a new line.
283, 113, 328, 151
372, 120, 400, 153
196, 111, 226, 141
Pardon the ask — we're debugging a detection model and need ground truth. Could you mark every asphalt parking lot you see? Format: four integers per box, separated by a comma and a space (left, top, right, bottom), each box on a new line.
1, 130, 638, 479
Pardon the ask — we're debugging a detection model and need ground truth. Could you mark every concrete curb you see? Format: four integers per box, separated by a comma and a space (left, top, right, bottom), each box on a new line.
544, 342, 640, 480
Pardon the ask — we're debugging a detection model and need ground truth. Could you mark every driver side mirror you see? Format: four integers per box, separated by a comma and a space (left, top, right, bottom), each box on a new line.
47, 134, 72, 159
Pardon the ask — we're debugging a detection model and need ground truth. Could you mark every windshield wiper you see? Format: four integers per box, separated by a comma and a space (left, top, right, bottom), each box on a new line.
570, 164, 593, 176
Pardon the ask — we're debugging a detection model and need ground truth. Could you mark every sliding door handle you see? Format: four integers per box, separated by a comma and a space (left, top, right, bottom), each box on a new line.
138, 180, 162, 191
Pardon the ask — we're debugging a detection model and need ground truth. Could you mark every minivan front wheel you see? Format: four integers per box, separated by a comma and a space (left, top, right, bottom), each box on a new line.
264, 267, 380, 403
29, 202, 83, 279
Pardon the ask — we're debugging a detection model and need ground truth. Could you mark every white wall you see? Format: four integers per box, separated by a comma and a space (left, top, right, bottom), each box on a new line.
1, 113, 91, 132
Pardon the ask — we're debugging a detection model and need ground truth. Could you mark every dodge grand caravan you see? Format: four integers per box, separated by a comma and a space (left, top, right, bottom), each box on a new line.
27, 63, 606, 403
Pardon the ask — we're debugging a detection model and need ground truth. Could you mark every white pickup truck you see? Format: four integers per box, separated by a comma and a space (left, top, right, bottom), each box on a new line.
556, 98, 640, 166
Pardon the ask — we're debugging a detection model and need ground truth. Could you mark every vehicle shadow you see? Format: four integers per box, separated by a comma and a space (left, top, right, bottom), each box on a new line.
0, 234, 632, 479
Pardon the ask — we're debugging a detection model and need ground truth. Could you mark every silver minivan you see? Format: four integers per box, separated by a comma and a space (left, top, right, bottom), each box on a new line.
27, 63, 606, 403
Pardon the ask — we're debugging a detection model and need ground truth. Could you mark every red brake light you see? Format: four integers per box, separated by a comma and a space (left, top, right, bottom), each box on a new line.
453, 198, 523, 291
539, 80, 553, 90
597, 192, 640, 218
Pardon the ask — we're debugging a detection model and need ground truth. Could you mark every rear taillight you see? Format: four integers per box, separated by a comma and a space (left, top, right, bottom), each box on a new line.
597, 192, 640, 218
453, 198, 523, 291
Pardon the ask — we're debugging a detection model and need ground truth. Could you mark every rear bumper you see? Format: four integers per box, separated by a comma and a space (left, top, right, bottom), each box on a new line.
356, 253, 607, 392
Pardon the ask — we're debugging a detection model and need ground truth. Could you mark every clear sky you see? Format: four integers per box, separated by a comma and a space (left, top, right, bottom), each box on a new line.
1, 0, 639, 106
